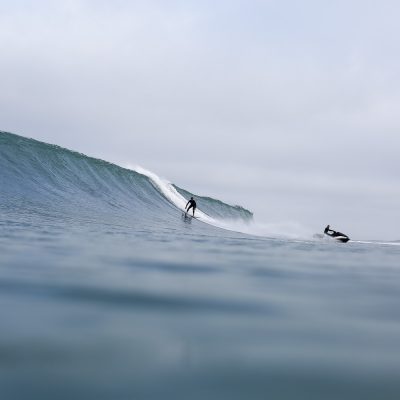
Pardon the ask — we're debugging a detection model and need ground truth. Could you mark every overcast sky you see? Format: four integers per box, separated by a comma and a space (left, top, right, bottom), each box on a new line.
1, 0, 399, 239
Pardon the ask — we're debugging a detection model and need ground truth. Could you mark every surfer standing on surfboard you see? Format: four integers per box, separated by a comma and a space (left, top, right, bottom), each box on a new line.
185, 197, 197, 216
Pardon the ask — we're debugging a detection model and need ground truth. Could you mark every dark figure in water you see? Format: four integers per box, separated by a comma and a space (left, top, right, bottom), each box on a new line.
185, 197, 197, 216
324, 225, 350, 242
324, 225, 335, 235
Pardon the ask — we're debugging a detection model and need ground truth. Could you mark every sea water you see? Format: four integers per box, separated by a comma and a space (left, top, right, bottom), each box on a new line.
1, 131, 400, 400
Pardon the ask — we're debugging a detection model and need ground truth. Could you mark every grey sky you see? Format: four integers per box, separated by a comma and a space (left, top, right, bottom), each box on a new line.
1, 0, 399, 239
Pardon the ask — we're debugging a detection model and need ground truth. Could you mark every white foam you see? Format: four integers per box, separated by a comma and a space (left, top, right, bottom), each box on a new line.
127, 165, 222, 226
128, 166, 273, 235
127, 165, 312, 239
352, 240, 400, 246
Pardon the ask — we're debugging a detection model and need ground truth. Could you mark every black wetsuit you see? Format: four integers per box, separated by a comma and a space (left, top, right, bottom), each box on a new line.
186, 199, 197, 216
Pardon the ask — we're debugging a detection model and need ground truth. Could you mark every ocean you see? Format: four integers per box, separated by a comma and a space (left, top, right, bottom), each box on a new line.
1, 130, 400, 400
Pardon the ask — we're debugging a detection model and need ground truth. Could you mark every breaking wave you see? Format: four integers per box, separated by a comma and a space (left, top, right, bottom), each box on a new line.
0, 131, 253, 233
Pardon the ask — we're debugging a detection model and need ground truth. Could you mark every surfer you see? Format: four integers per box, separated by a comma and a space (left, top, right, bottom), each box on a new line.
185, 197, 197, 216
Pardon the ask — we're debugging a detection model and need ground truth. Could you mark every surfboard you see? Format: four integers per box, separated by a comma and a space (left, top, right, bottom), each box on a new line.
187, 213, 199, 219
184, 212, 199, 219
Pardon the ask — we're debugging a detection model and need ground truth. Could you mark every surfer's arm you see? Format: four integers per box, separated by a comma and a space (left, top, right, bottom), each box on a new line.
185, 201, 189, 209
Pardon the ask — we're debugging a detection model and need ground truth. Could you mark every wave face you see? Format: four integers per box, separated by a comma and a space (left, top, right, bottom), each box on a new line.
0, 131, 252, 229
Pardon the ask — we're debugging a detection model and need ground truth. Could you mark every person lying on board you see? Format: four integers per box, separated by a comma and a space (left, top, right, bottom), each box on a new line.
185, 197, 197, 216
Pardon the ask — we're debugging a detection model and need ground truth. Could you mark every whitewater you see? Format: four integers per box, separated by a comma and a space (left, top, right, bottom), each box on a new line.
1, 130, 400, 400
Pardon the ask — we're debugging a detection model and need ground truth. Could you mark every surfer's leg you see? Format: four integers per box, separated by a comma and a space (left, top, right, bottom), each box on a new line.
192, 206, 196, 216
